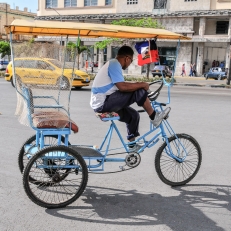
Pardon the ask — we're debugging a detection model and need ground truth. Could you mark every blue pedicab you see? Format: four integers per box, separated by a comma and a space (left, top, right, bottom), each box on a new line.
5, 20, 202, 209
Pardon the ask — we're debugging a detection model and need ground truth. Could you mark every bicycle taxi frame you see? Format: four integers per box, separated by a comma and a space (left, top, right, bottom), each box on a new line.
5, 19, 202, 209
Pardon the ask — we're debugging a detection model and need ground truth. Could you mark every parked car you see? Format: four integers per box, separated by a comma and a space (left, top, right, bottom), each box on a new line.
151, 65, 172, 78
203, 67, 227, 80
5, 57, 91, 89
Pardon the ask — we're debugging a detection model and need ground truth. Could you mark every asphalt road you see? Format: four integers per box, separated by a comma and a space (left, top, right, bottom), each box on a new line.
0, 78, 231, 231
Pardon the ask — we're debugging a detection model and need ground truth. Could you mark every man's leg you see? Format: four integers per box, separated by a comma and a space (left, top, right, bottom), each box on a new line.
117, 107, 140, 141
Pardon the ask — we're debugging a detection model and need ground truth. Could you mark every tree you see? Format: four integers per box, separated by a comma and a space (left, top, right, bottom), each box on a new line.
0, 41, 11, 60
67, 38, 90, 70
94, 18, 163, 78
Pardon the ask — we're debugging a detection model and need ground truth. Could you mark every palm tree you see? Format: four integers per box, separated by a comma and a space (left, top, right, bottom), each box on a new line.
67, 39, 90, 70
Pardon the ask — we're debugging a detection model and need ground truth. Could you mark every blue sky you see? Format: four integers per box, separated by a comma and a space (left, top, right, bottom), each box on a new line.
1, 0, 38, 13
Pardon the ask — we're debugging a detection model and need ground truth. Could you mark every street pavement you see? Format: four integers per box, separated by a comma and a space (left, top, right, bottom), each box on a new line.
0, 78, 231, 231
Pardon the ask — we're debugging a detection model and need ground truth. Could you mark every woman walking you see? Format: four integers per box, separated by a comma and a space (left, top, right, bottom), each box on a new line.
181, 63, 186, 77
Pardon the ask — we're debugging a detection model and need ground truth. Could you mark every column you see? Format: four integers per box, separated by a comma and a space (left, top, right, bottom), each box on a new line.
100, 19, 105, 24
196, 42, 204, 76
93, 47, 97, 63
228, 17, 231, 37
107, 45, 112, 61
98, 50, 104, 70
199, 17, 206, 37
225, 43, 230, 69
77, 0, 84, 7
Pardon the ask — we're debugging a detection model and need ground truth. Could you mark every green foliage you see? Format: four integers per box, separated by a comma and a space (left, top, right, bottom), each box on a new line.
94, 18, 164, 49
94, 38, 122, 50
111, 18, 164, 29
90, 74, 175, 83
67, 41, 90, 55
29, 38, 35, 44
67, 40, 90, 61
0, 41, 11, 57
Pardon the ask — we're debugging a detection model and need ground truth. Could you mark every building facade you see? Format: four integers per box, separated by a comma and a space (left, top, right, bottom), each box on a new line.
36, 0, 231, 76
0, 3, 36, 40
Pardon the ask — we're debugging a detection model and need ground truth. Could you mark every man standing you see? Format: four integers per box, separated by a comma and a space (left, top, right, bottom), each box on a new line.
90, 46, 170, 148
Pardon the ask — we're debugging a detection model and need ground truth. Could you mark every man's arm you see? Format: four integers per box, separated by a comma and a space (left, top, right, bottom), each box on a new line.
115, 81, 149, 92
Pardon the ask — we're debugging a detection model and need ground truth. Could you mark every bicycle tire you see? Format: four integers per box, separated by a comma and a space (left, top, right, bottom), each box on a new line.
23, 145, 88, 209
155, 133, 202, 186
18, 135, 71, 173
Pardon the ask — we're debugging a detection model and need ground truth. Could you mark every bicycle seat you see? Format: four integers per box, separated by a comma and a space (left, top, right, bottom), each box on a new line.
96, 112, 120, 121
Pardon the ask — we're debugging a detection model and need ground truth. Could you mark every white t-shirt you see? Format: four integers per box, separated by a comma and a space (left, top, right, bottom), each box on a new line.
90, 59, 124, 110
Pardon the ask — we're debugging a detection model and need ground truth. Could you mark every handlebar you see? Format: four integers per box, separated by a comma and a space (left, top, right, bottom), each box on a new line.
147, 80, 164, 101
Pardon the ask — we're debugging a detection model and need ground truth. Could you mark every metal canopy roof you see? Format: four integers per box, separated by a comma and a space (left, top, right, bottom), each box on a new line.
5, 19, 191, 40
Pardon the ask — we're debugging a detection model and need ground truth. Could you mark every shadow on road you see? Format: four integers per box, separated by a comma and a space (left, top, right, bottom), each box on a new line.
46, 184, 231, 230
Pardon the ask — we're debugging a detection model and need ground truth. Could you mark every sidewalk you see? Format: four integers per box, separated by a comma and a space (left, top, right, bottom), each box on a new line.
174, 76, 231, 88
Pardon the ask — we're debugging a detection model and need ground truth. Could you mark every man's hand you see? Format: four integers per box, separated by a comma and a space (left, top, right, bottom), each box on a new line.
116, 82, 149, 92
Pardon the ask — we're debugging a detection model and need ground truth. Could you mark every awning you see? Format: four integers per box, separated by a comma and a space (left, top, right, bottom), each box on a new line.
5, 19, 191, 40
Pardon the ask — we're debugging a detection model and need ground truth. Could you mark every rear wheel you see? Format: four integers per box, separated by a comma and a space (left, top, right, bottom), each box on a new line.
18, 135, 71, 173
23, 145, 88, 209
155, 133, 202, 186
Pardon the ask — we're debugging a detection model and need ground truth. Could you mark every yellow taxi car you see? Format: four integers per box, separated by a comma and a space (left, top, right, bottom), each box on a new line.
5, 57, 91, 89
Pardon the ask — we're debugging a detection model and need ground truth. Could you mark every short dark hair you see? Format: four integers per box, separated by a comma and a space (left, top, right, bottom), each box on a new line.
117, 46, 134, 57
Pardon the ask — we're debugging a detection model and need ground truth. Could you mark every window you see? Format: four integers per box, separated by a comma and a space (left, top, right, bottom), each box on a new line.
105, 0, 112, 5
127, 0, 138, 4
216, 21, 229, 34
46, 0, 58, 8
64, 0, 77, 7
84, 0, 98, 6
154, 0, 167, 9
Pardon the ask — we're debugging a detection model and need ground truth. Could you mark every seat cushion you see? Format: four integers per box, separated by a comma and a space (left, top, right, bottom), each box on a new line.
32, 111, 78, 133
96, 112, 120, 121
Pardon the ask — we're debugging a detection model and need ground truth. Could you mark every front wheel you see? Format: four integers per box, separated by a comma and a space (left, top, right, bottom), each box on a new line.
58, 76, 70, 90
23, 145, 88, 209
155, 133, 202, 186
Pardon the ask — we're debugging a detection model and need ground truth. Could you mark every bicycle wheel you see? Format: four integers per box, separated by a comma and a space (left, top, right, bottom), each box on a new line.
23, 145, 88, 209
18, 135, 71, 173
155, 133, 202, 186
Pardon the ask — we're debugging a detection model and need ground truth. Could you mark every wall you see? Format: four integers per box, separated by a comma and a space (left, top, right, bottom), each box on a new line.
38, 0, 117, 16
158, 17, 194, 33
169, 0, 211, 12
116, 0, 153, 13
0, 4, 35, 38
210, 0, 231, 10
175, 42, 192, 76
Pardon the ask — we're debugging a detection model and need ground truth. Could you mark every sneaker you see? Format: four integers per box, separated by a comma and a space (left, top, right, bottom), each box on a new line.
151, 107, 171, 127
128, 142, 144, 152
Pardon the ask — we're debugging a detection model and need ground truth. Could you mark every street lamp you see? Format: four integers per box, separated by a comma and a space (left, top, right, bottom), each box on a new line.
48, 7, 62, 22
48, 6, 63, 58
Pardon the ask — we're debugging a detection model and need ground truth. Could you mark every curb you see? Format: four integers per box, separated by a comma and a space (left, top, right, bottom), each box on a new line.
173, 83, 231, 89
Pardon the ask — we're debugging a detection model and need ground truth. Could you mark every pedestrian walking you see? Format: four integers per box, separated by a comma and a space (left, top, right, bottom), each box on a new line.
192, 63, 197, 77
189, 63, 193, 77
85, 60, 88, 72
90, 62, 94, 73
181, 63, 186, 76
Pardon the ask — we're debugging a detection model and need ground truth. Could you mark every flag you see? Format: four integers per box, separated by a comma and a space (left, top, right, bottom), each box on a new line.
135, 40, 159, 66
